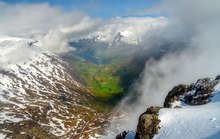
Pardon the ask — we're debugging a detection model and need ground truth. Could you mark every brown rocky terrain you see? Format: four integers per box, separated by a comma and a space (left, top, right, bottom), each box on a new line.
0, 53, 111, 139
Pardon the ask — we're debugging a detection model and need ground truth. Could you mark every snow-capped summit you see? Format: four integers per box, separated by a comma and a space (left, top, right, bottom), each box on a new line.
69, 17, 168, 46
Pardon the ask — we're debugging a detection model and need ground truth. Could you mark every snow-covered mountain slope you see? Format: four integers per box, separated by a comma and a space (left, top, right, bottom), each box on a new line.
0, 37, 110, 139
153, 78, 220, 139
155, 83, 220, 139
155, 102, 220, 139
117, 76, 220, 139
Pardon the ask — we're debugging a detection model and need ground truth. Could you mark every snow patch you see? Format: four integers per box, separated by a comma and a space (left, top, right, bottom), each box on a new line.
155, 102, 220, 139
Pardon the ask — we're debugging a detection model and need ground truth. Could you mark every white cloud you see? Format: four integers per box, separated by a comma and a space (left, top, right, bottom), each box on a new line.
0, 36, 40, 69
1, 0, 220, 138
0, 1, 168, 69
106, 0, 220, 137
0, 2, 100, 54
0, 2, 87, 36
34, 30, 72, 54
90, 17, 168, 44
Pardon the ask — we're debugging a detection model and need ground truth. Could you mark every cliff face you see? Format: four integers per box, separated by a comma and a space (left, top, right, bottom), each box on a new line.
116, 75, 220, 139
136, 106, 161, 139
164, 77, 219, 108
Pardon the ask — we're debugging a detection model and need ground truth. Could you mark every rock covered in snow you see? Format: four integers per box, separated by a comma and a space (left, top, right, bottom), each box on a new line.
116, 75, 220, 139
164, 77, 220, 108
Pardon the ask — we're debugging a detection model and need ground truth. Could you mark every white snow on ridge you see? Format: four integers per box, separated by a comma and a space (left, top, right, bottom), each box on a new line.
125, 132, 136, 139
69, 16, 168, 45
214, 82, 220, 93
154, 81, 220, 139
0, 36, 89, 137
0, 35, 108, 138
155, 102, 220, 139
212, 82, 220, 102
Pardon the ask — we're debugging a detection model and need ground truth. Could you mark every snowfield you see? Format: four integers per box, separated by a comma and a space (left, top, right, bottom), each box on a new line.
155, 102, 220, 139
154, 83, 220, 139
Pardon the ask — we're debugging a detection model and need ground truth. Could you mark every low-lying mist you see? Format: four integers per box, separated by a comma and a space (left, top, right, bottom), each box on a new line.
1, 0, 220, 138
103, 0, 220, 138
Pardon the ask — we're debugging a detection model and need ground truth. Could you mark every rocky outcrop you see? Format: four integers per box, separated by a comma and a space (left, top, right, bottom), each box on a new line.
135, 76, 220, 139
116, 75, 220, 139
115, 107, 161, 139
164, 84, 188, 108
164, 77, 219, 108
135, 106, 161, 139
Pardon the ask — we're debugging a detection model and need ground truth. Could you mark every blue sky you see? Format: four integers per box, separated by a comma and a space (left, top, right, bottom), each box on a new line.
4, 0, 161, 18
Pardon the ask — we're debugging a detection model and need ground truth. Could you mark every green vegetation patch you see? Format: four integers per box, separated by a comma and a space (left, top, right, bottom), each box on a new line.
70, 58, 124, 101
65, 42, 143, 103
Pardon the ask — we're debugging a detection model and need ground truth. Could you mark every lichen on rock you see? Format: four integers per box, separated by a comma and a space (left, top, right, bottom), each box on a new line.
135, 106, 161, 139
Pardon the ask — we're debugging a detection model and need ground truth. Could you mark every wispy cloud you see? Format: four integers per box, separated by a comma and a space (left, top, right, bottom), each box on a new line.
0, 2, 101, 54
1, 0, 220, 138
106, 0, 220, 137
0, 1, 168, 69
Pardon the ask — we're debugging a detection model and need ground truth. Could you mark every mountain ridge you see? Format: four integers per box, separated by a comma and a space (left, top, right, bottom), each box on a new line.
0, 37, 112, 139
116, 75, 220, 139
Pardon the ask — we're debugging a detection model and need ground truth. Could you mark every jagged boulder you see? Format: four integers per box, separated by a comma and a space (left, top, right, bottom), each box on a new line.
164, 77, 219, 108
135, 106, 161, 139
215, 75, 220, 80
164, 84, 188, 108
184, 82, 214, 105
116, 75, 220, 139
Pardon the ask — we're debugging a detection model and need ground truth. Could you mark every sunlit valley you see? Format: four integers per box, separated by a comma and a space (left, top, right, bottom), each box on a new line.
0, 0, 220, 139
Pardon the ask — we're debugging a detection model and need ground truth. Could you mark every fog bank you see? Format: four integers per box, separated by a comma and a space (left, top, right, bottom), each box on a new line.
105, 0, 220, 137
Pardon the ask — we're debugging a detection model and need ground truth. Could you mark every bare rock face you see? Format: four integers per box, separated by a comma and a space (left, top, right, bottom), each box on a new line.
135, 106, 161, 139
164, 77, 220, 108
164, 84, 189, 108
